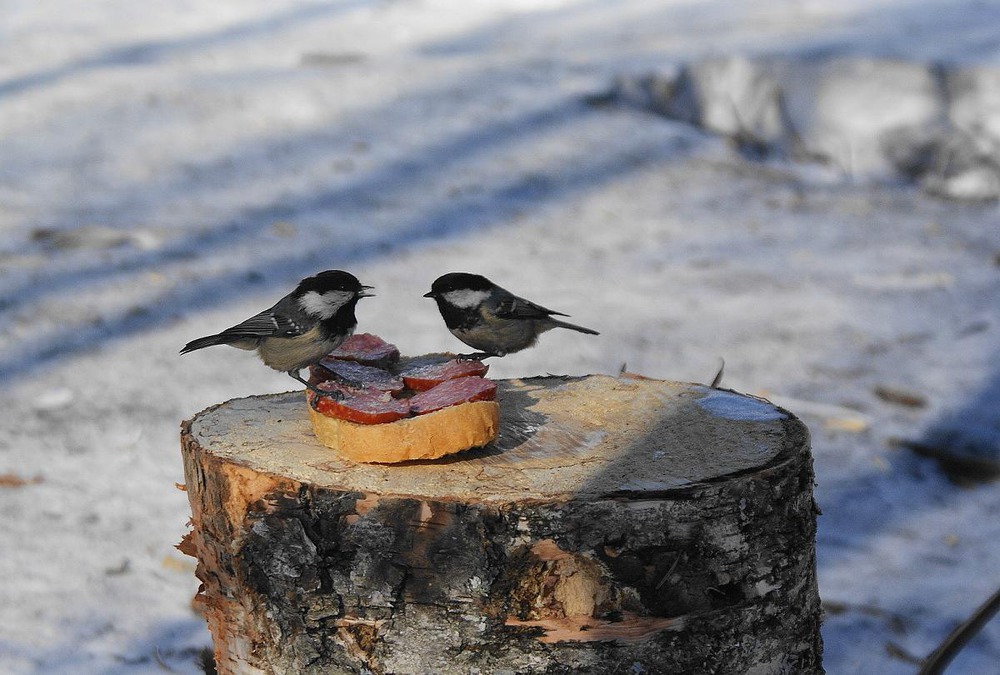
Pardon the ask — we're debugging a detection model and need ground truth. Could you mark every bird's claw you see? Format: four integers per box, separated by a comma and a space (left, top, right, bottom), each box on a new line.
457, 352, 494, 361
308, 387, 345, 409
290, 370, 347, 400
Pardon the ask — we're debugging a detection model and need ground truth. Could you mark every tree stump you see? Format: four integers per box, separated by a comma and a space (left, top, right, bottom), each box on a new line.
180, 375, 823, 674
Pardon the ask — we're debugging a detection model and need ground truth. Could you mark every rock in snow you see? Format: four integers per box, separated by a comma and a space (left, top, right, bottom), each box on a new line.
610, 56, 1000, 200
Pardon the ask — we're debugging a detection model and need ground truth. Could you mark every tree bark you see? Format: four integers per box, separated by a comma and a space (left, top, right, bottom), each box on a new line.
180, 374, 823, 674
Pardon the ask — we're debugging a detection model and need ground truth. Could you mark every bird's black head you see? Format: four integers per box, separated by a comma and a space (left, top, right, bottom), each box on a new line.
424, 272, 494, 298
294, 270, 373, 320
296, 270, 371, 297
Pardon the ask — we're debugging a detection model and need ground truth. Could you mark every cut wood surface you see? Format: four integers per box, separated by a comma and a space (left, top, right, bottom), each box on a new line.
181, 374, 823, 674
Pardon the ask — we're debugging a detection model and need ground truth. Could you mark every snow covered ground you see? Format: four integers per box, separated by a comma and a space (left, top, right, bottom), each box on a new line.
1, 1, 998, 672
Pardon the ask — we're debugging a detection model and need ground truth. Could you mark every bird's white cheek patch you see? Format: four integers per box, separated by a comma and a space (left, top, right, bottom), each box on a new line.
443, 289, 491, 309
298, 290, 353, 318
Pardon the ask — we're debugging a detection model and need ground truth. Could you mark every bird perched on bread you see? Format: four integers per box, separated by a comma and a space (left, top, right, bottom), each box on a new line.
181, 270, 373, 393
424, 272, 598, 358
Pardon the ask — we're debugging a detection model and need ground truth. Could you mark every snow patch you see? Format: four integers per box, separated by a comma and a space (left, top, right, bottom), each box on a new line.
696, 390, 787, 423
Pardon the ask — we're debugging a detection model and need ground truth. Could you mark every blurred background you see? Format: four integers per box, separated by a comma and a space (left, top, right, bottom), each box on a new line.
0, 1, 998, 672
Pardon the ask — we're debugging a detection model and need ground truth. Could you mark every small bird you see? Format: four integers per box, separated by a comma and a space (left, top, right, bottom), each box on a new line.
181, 270, 373, 393
424, 272, 598, 358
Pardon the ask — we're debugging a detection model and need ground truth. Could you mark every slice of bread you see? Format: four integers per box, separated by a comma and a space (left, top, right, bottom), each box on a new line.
307, 398, 500, 463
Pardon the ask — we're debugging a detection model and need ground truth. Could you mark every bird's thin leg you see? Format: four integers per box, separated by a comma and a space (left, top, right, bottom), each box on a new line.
287, 371, 344, 399
456, 352, 496, 361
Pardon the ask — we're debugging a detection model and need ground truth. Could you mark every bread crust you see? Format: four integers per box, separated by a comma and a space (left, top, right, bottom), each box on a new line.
307, 398, 500, 463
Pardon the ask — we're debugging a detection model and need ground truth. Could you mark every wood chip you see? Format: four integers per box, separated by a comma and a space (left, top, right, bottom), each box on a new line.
874, 385, 927, 408
0, 473, 43, 488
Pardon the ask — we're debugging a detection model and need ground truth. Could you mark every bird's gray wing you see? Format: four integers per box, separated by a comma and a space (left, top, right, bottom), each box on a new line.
181, 297, 311, 354
494, 292, 569, 320
218, 298, 310, 340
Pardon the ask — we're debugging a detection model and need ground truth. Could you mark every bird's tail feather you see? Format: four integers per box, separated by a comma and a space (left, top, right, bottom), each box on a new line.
180, 333, 232, 354
551, 319, 599, 335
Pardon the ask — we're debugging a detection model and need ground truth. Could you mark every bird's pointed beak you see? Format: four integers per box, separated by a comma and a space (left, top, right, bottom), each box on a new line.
422, 291, 434, 298
359, 285, 375, 298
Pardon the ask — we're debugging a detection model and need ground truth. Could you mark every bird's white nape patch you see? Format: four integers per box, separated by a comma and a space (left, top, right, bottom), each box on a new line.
297, 290, 353, 318
442, 289, 491, 309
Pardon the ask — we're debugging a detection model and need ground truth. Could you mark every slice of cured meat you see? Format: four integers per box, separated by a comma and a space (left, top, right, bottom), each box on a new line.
310, 381, 411, 425
408, 376, 497, 415
311, 358, 405, 394
399, 357, 489, 391
328, 333, 400, 367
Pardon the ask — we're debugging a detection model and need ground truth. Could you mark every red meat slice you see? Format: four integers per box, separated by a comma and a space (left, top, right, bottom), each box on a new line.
408, 376, 497, 415
328, 333, 400, 366
309, 381, 411, 425
400, 357, 489, 391
311, 358, 405, 394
